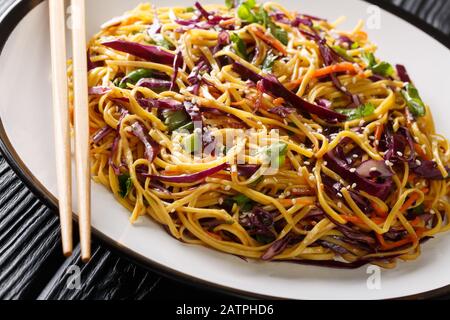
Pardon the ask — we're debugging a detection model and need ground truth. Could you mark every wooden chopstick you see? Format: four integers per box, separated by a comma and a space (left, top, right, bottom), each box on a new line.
71, 0, 91, 262
49, 0, 73, 257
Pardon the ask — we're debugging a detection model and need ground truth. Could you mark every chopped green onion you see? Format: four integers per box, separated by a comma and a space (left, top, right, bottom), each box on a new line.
362, 52, 394, 77
119, 68, 153, 88
336, 102, 376, 121
402, 83, 426, 117
230, 33, 249, 60
185, 6, 195, 12
118, 174, 133, 198
332, 46, 354, 62
162, 109, 190, 131
262, 51, 278, 73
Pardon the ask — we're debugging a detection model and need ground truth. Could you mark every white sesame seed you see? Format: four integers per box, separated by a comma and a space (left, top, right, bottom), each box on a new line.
416, 160, 422, 166
359, 120, 365, 126
309, 175, 315, 181
350, 168, 356, 173
304, 161, 311, 165
430, 209, 436, 215
370, 167, 378, 172
338, 202, 343, 208
218, 198, 224, 205
292, 199, 297, 205
279, 194, 286, 199
337, 192, 343, 198
341, 86, 347, 92
323, 161, 328, 166
352, 183, 357, 188
369, 136, 375, 141
414, 137, 420, 143
353, 154, 359, 159
397, 151, 403, 157
385, 160, 394, 167
224, 185, 231, 191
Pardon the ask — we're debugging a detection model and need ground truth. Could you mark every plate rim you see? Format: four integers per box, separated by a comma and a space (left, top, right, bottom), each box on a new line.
0, 0, 449, 300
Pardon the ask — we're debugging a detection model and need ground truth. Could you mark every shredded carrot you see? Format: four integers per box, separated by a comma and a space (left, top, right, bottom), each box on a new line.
374, 124, 384, 150
273, 98, 285, 106
252, 27, 287, 55
400, 189, 428, 213
286, 62, 358, 89
372, 201, 388, 218
414, 143, 430, 160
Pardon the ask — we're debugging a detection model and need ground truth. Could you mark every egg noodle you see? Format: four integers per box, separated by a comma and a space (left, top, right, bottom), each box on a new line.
73, 1, 450, 268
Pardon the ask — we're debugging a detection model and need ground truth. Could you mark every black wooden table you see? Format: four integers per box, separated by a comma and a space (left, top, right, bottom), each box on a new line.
1, 0, 449, 300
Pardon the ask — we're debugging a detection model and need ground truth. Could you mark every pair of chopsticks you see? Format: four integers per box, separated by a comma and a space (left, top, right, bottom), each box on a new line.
49, 0, 91, 262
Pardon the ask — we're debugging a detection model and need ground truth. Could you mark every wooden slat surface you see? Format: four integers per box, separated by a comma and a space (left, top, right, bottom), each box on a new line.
0, 0, 449, 300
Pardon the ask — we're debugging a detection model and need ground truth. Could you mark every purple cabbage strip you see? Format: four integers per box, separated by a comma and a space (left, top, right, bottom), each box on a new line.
170, 51, 184, 91
194, 1, 211, 19
88, 86, 111, 95
324, 148, 393, 200
137, 98, 184, 111
142, 163, 228, 183
409, 160, 450, 180
236, 165, 261, 178
383, 127, 415, 163
261, 235, 293, 261
102, 40, 178, 66
268, 106, 295, 118
135, 78, 171, 91
130, 122, 160, 163
396, 64, 411, 83
87, 50, 103, 71
92, 126, 113, 144
240, 207, 277, 240
232, 62, 346, 121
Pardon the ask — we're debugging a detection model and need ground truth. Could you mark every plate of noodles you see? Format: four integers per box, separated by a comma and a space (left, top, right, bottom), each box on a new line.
0, 0, 450, 299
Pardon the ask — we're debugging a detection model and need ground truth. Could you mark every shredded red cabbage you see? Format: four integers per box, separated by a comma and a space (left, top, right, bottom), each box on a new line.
261, 235, 293, 261
88, 86, 111, 95
232, 62, 346, 121
396, 64, 411, 83
143, 163, 228, 183
102, 40, 179, 66
170, 51, 184, 91
130, 122, 160, 163
324, 148, 393, 200
92, 126, 113, 144
135, 78, 171, 91
138, 98, 184, 111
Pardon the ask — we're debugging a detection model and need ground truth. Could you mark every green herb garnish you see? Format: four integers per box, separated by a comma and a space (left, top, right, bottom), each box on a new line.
336, 102, 376, 121
118, 174, 133, 198
402, 83, 426, 117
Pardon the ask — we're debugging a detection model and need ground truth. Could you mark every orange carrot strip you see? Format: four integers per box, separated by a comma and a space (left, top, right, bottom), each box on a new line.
286, 62, 358, 89
252, 27, 287, 55
414, 144, 430, 160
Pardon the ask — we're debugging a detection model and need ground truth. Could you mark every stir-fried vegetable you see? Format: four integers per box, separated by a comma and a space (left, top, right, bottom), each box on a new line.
402, 83, 426, 117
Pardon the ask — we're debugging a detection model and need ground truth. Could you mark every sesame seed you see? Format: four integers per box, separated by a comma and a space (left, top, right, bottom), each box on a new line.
353, 154, 359, 159
309, 175, 315, 181
218, 198, 224, 205
359, 120, 365, 126
430, 209, 436, 215
279, 194, 286, 199
304, 161, 311, 165
341, 86, 347, 92
338, 202, 343, 208
385, 160, 394, 167
350, 168, 356, 173
370, 167, 378, 172
337, 193, 343, 198
416, 160, 422, 166
224, 185, 231, 191
292, 199, 297, 205
323, 161, 328, 166
397, 151, 403, 157
352, 183, 357, 188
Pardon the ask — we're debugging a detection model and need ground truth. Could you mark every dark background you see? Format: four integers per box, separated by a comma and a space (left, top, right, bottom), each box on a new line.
0, 0, 449, 300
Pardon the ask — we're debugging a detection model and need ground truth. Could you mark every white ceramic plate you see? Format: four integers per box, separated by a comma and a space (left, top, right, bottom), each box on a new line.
1, 0, 450, 300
